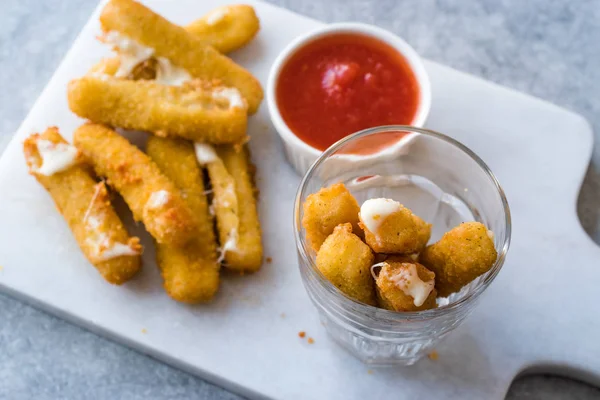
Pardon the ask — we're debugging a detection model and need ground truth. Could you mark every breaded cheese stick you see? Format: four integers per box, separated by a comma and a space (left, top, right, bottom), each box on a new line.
146, 136, 219, 303
195, 143, 262, 272
73, 123, 197, 246
68, 76, 248, 144
186, 4, 260, 54
23, 127, 141, 284
100, 0, 263, 114
92, 4, 260, 77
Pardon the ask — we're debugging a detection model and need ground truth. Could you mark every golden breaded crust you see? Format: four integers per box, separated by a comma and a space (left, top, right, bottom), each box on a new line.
68, 76, 248, 144
186, 4, 260, 53
100, 0, 263, 114
302, 183, 361, 252
420, 222, 498, 297
73, 123, 196, 246
375, 260, 437, 312
413, 214, 432, 252
146, 137, 219, 303
359, 205, 421, 254
23, 127, 141, 284
316, 223, 376, 306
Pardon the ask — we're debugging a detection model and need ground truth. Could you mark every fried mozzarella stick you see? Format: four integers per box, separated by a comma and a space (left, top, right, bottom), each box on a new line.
100, 0, 263, 114
146, 137, 219, 303
92, 4, 260, 77
73, 123, 197, 246
68, 76, 248, 144
195, 143, 262, 272
186, 4, 260, 54
23, 127, 141, 284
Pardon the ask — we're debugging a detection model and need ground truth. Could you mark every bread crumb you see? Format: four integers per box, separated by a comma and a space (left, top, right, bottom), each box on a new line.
141, 328, 148, 334
367, 369, 373, 375
307, 337, 315, 344
428, 351, 439, 361
298, 331, 306, 338
0, 265, 3, 271
280, 313, 286, 318
266, 257, 272, 263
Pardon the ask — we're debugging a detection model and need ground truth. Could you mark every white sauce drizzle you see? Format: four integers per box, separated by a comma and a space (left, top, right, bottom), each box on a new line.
212, 87, 245, 110
359, 198, 401, 233
205, 8, 229, 25
194, 143, 218, 165
385, 263, 435, 307
146, 190, 171, 209
34, 140, 79, 176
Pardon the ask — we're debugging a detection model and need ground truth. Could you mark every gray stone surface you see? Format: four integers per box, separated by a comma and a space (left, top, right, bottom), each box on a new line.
0, 0, 598, 399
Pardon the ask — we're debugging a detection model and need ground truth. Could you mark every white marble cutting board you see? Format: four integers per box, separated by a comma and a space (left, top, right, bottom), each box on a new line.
0, 0, 598, 398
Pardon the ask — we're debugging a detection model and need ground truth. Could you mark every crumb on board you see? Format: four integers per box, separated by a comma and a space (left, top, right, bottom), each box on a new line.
428, 351, 439, 361
367, 369, 373, 375
0, 265, 3, 271
298, 331, 306, 338
280, 313, 286, 318
307, 337, 315, 344
141, 328, 148, 334
266, 257, 273, 264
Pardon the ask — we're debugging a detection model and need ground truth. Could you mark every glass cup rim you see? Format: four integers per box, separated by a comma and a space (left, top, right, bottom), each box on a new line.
293, 125, 512, 322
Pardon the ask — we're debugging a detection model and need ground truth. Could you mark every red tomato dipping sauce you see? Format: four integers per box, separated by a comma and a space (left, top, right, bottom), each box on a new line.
276, 33, 420, 152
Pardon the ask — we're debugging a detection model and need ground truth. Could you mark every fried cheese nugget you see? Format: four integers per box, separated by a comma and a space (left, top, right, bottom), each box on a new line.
100, 0, 263, 114
68, 76, 248, 145
302, 183, 361, 252
316, 223, 376, 306
146, 137, 219, 303
73, 123, 196, 247
374, 259, 437, 312
359, 198, 430, 254
195, 143, 262, 272
23, 128, 141, 284
186, 4, 260, 54
420, 222, 498, 297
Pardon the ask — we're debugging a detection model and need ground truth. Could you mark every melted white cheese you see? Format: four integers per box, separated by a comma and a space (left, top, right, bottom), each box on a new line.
217, 228, 238, 263
34, 139, 78, 176
85, 216, 139, 261
212, 87, 245, 110
155, 56, 192, 86
146, 190, 171, 209
359, 198, 401, 233
194, 143, 218, 165
96, 242, 139, 261
103, 31, 154, 78
205, 8, 229, 25
386, 263, 435, 307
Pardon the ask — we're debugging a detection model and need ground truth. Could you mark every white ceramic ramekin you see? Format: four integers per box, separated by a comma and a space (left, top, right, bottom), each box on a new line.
267, 22, 431, 175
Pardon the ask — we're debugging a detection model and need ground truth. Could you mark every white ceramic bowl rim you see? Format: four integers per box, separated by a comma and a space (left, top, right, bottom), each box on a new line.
267, 22, 432, 161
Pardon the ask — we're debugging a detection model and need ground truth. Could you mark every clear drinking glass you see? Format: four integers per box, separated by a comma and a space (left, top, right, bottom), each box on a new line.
293, 126, 511, 366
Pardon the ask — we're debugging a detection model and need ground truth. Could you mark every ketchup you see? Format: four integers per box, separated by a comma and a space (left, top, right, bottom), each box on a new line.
276, 33, 420, 152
